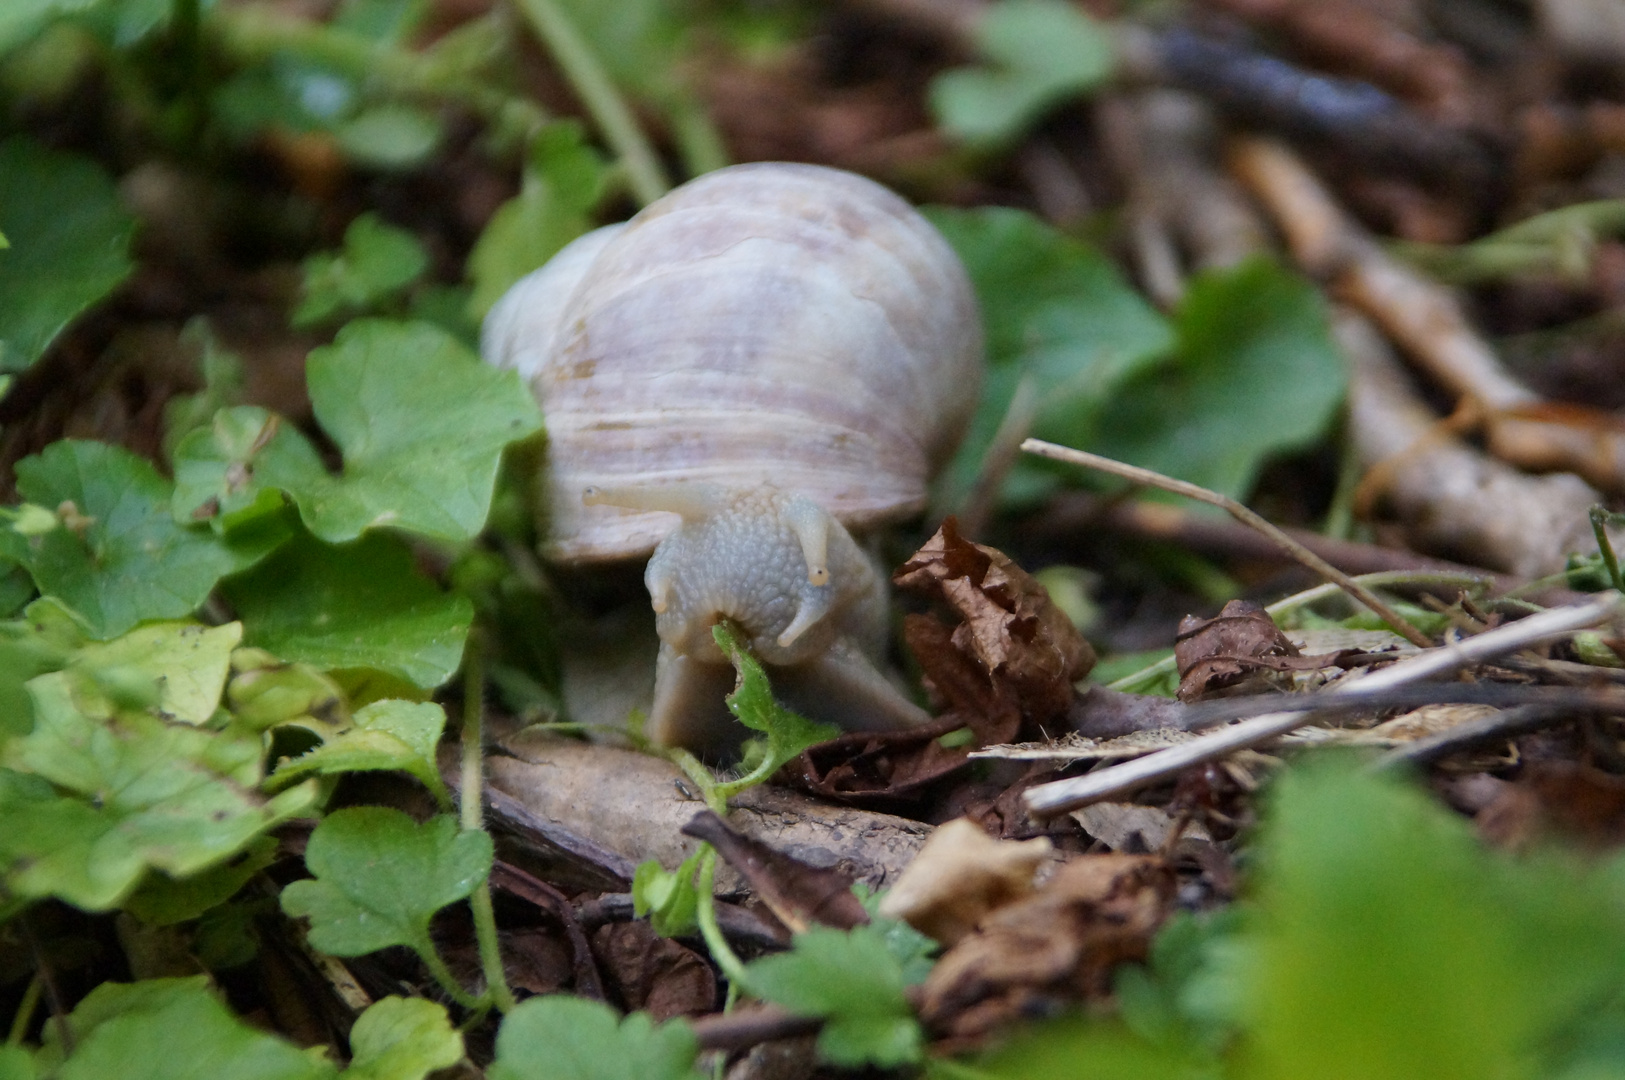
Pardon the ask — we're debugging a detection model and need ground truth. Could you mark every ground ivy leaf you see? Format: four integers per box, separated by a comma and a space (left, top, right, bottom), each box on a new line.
271, 699, 449, 805
0, 1045, 32, 1080
930, 0, 1114, 146
222, 530, 472, 690
746, 925, 922, 1067
39, 976, 335, 1080
631, 853, 701, 938
923, 206, 1174, 510
0, 137, 135, 372
122, 835, 279, 926
67, 620, 241, 725
7, 440, 278, 639
1087, 258, 1348, 502
294, 213, 429, 328
171, 406, 317, 531
0, 672, 317, 910
488, 995, 702, 1080
712, 623, 838, 795
340, 996, 463, 1080
467, 121, 609, 318
280, 808, 492, 957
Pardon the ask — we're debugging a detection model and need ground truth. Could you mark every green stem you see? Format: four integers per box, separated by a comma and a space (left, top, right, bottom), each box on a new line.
693, 847, 751, 991
1592, 506, 1625, 593
460, 641, 516, 1013
510, 0, 670, 205
211, 6, 547, 137
415, 937, 486, 1011
6, 974, 41, 1047
667, 747, 726, 814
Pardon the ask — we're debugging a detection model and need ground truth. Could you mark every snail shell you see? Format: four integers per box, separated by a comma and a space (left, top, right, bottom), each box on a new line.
482, 162, 983, 750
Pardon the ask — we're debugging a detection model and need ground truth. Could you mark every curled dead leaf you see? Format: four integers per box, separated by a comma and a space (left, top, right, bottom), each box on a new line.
878, 818, 1052, 946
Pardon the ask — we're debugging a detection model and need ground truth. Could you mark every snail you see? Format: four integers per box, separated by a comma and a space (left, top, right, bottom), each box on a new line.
481, 162, 983, 752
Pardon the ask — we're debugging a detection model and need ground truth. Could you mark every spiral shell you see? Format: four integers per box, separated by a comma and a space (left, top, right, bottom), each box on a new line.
481, 161, 984, 563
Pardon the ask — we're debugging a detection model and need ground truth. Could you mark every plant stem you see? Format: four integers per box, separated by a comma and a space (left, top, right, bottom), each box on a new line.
459, 641, 516, 1013
415, 937, 486, 1011
1024, 438, 1435, 648
510, 0, 671, 205
211, 6, 546, 136
693, 848, 752, 991
6, 974, 41, 1047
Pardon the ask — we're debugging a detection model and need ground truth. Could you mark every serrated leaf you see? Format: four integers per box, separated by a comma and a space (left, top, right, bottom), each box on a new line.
226, 650, 347, 733
271, 698, 448, 805
0, 673, 317, 910
854, 885, 939, 986
294, 214, 429, 327
280, 808, 491, 956
122, 835, 278, 926
488, 995, 702, 1080
923, 206, 1174, 510
340, 996, 463, 1080
38, 976, 335, 1080
177, 321, 543, 545
222, 530, 472, 690
5, 440, 284, 639
930, 0, 1114, 146
711, 623, 838, 799
631, 853, 701, 938
0, 137, 135, 371
746, 925, 922, 1067
67, 620, 241, 725
468, 122, 609, 317
1088, 258, 1347, 502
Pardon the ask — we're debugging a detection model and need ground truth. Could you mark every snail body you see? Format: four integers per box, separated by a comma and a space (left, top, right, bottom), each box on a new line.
482, 162, 983, 751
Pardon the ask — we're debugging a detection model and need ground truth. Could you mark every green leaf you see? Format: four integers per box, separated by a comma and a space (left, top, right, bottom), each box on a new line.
122, 835, 278, 926
467, 121, 609, 317
710, 622, 838, 800
1245, 758, 1625, 1080
963, 1016, 1214, 1080
226, 649, 347, 733
0, 137, 135, 371
161, 319, 249, 465
746, 925, 922, 1067
0, 672, 317, 910
279, 808, 491, 957
488, 995, 702, 1080
222, 530, 473, 690
271, 698, 449, 805
631, 853, 701, 938
1088, 258, 1348, 501
929, 0, 1114, 146
853, 884, 939, 986
67, 620, 242, 725
334, 105, 442, 171
0, 1045, 32, 1080
176, 321, 543, 545
39, 976, 335, 1080
294, 214, 429, 327
340, 996, 463, 1080
923, 206, 1174, 510
6, 440, 283, 639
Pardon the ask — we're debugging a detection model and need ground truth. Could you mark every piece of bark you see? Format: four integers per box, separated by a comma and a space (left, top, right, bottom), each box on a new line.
680, 810, 869, 933
1336, 309, 1598, 577
485, 734, 932, 896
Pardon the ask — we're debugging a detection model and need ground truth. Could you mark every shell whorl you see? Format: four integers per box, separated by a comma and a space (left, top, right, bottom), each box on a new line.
481, 161, 984, 563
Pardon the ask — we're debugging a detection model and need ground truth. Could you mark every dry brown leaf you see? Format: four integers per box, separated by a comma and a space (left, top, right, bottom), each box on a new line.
917, 854, 1175, 1043
895, 518, 1096, 725
680, 810, 869, 933
878, 818, 1052, 946
590, 922, 717, 1020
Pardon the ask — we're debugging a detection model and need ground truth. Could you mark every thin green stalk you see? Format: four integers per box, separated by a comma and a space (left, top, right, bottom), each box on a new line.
212, 6, 546, 136
1592, 506, 1625, 593
7, 974, 41, 1047
415, 937, 486, 1011
460, 642, 516, 1013
693, 848, 751, 991
510, 0, 670, 206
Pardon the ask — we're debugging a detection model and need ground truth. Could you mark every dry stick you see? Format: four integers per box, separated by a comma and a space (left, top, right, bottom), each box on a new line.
1022, 438, 1435, 648
1025, 592, 1624, 815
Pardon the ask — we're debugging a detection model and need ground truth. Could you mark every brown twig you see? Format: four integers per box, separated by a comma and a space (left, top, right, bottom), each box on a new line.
1021, 437, 1435, 648
690, 1003, 823, 1052
1023, 593, 1625, 814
